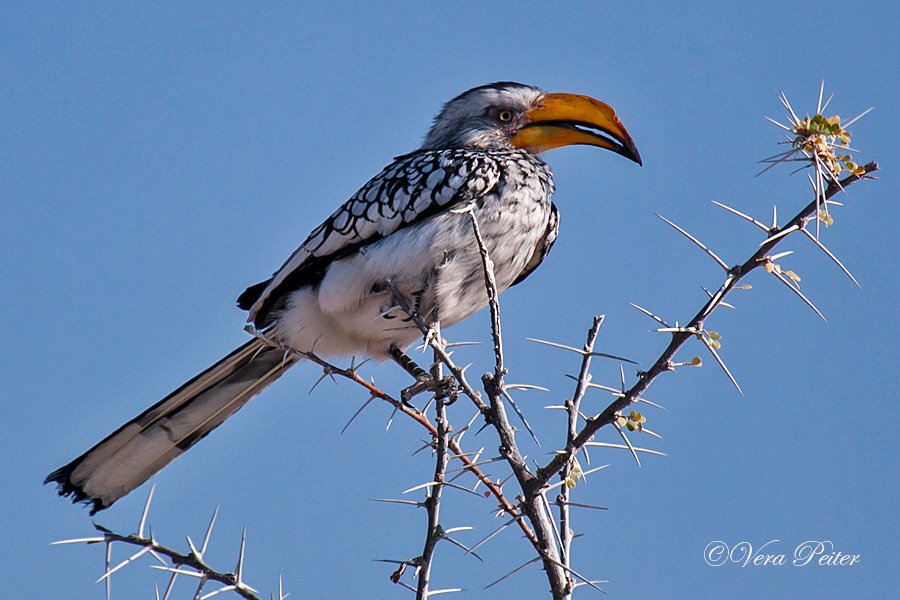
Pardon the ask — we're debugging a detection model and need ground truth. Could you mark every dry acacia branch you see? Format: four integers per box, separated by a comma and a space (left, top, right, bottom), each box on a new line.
461, 208, 571, 599
559, 316, 605, 589
54, 492, 270, 600
461, 205, 506, 381
415, 355, 453, 598
97, 530, 261, 600
534, 161, 878, 490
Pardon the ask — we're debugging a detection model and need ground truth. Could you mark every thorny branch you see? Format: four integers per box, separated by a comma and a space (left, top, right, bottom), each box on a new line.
535, 161, 878, 490
559, 316, 605, 574
96, 531, 259, 600
414, 353, 454, 599
52, 488, 284, 600
460, 205, 505, 381
461, 207, 571, 599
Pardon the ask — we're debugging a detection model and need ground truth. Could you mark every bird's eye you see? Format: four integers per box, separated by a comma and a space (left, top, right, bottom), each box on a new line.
497, 110, 513, 122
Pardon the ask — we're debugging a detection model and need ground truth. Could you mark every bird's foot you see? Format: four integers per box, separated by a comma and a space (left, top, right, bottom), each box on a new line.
400, 374, 457, 407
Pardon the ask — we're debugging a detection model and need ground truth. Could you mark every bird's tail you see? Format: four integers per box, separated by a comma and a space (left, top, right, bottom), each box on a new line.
45, 338, 300, 514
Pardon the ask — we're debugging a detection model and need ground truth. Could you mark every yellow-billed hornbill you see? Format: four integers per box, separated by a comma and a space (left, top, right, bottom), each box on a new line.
47, 82, 641, 513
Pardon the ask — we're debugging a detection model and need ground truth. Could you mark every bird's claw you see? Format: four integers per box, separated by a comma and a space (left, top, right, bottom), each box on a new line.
400, 374, 457, 407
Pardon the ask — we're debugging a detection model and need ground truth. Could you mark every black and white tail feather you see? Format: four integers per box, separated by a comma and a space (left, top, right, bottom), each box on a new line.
45, 340, 300, 514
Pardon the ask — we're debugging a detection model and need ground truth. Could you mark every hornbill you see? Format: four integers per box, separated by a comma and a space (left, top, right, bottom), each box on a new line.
46, 82, 641, 514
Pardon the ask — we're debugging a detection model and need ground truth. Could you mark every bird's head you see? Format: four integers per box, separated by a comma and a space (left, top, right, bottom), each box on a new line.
421, 82, 641, 165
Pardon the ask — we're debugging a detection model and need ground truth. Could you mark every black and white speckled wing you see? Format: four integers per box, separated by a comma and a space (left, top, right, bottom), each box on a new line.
239, 149, 503, 327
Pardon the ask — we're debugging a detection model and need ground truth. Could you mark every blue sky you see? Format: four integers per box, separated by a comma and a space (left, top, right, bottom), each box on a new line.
3, 2, 898, 599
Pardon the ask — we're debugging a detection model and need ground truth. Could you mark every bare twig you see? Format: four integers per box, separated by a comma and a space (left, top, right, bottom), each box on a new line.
559, 316, 605, 581
656, 214, 730, 271
460, 204, 505, 382
54, 491, 269, 600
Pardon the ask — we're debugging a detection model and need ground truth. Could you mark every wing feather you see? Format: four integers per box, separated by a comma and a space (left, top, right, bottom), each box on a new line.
240, 149, 502, 327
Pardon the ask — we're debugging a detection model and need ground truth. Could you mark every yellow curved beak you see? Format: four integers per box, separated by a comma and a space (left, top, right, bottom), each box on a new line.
511, 93, 641, 165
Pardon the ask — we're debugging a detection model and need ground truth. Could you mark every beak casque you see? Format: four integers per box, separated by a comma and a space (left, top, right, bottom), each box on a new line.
511, 93, 642, 165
